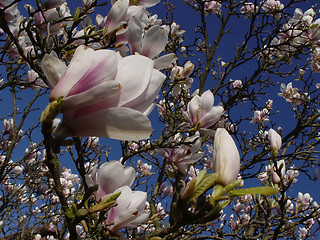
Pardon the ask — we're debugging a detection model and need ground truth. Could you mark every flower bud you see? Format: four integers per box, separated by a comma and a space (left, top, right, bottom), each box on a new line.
268, 128, 282, 156
213, 128, 240, 186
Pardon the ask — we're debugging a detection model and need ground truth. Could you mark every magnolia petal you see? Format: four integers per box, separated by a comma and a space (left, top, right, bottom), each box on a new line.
111, 208, 138, 231
107, 186, 132, 223
62, 80, 121, 112
127, 16, 143, 54
105, 0, 129, 31
126, 68, 165, 113
213, 128, 240, 186
138, 0, 160, 7
141, 25, 168, 58
187, 95, 201, 125
154, 53, 177, 70
107, 54, 154, 108
142, 103, 155, 116
41, 53, 67, 89
65, 107, 153, 140
130, 191, 147, 211
50, 46, 118, 101
97, 161, 126, 198
179, 152, 204, 165
122, 166, 136, 187
200, 106, 224, 128
127, 212, 149, 227
67, 49, 118, 96
200, 90, 214, 117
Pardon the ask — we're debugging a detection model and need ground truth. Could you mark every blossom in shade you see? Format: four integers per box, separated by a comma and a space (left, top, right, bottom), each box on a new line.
213, 128, 240, 186
157, 132, 203, 174
85, 161, 135, 201
106, 186, 149, 232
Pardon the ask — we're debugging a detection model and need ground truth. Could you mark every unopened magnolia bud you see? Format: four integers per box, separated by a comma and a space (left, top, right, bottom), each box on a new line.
268, 128, 282, 156
213, 128, 240, 186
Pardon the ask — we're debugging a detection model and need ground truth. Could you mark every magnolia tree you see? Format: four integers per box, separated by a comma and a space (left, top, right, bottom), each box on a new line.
0, 0, 319, 239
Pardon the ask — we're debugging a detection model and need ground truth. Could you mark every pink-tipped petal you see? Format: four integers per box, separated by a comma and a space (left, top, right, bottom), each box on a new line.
62, 81, 121, 112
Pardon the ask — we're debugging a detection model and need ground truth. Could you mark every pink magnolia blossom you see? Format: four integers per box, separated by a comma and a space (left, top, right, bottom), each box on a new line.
159, 182, 173, 197
204, 1, 221, 15
42, 45, 165, 140
85, 161, 135, 201
270, 159, 285, 183
213, 128, 240, 186
250, 109, 269, 124
278, 82, 309, 106
26, 70, 47, 89
157, 132, 204, 174
260, 0, 284, 18
311, 47, 320, 72
240, 2, 256, 15
106, 186, 149, 232
183, 90, 224, 134
33, 3, 71, 36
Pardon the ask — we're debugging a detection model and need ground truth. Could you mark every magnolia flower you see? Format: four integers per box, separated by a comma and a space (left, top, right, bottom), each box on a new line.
270, 159, 285, 183
204, 1, 221, 15
183, 90, 224, 134
41, 45, 165, 140
240, 2, 256, 15
213, 128, 240, 186
85, 161, 135, 201
127, 16, 175, 69
268, 128, 282, 155
157, 132, 204, 174
106, 186, 149, 232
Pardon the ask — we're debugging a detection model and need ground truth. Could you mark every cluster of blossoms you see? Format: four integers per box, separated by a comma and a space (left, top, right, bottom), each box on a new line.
278, 82, 310, 106
85, 161, 149, 232
204, 1, 222, 15
259, 5, 320, 72
157, 132, 204, 174
240, 0, 283, 17
258, 160, 299, 186
1, 119, 23, 150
